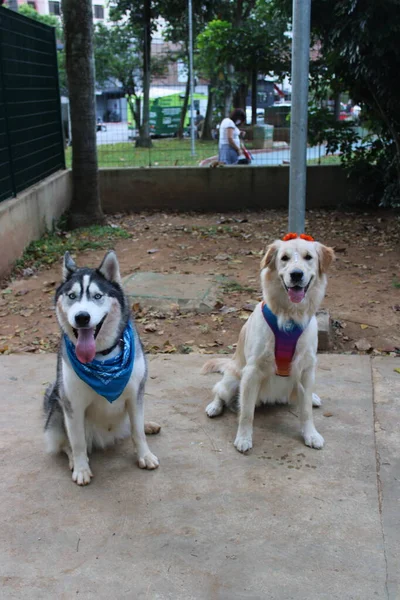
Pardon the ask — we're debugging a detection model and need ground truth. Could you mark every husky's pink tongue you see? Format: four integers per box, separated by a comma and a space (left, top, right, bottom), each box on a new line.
76, 328, 96, 363
288, 287, 305, 304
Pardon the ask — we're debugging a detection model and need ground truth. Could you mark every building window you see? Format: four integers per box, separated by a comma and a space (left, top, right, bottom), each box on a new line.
94, 5, 104, 19
27, 1, 36, 8
48, 1, 61, 15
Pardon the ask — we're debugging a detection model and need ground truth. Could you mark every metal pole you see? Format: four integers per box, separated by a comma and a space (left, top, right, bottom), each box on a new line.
288, 0, 311, 233
188, 0, 196, 156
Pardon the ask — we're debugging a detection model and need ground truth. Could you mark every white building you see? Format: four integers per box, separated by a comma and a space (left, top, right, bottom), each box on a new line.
15, 0, 110, 21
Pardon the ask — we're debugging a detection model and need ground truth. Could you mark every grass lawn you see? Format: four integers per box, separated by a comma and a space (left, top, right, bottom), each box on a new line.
307, 155, 341, 165
65, 138, 219, 168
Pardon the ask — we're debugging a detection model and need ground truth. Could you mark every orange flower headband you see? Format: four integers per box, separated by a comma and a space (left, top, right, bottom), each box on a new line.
282, 233, 315, 242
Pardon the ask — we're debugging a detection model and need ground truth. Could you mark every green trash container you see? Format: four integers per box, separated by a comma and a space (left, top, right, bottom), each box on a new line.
253, 124, 274, 149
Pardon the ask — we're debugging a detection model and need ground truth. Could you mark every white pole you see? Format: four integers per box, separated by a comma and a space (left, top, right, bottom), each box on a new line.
288, 0, 311, 233
188, 0, 196, 156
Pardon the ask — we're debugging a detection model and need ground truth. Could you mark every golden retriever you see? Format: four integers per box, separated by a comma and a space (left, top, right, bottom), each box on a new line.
202, 235, 335, 453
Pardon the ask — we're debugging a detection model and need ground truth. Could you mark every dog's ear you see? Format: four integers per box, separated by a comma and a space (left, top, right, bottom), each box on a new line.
98, 251, 121, 284
260, 242, 280, 271
316, 243, 335, 275
63, 251, 77, 281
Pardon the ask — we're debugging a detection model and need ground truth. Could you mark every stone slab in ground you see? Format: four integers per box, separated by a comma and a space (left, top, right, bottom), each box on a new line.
0, 353, 398, 599
123, 271, 224, 313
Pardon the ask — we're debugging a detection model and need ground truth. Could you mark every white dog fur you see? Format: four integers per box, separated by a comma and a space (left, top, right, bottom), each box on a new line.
202, 237, 335, 453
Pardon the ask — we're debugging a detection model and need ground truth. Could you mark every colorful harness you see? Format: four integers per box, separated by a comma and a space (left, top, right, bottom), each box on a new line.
261, 302, 308, 377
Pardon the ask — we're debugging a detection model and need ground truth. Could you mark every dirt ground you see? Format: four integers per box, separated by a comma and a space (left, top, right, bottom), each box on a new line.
1, 209, 399, 357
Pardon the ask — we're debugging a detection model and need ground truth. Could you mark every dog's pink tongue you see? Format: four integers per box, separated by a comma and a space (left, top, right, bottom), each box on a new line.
288, 287, 305, 304
76, 328, 96, 363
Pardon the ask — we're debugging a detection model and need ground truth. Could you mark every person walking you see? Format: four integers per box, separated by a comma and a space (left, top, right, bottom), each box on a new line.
218, 108, 246, 165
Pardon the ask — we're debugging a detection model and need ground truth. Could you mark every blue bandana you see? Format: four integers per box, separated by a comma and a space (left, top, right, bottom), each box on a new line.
64, 321, 135, 403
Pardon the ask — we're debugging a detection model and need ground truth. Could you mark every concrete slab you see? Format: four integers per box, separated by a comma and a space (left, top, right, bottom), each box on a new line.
0, 353, 390, 599
372, 357, 400, 598
123, 272, 224, 313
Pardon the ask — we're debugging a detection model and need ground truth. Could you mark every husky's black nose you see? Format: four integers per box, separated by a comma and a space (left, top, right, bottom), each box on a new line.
75, 312, 91, 327
290, 269, 304, 283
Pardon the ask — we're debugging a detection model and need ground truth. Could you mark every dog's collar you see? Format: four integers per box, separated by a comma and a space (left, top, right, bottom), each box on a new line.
261, 302, 309, 377
98, 338, 123, 357
64, 321, 135, 403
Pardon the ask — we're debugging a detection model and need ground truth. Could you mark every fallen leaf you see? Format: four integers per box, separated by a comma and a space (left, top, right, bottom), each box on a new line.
394, 368, 400, 374
242, 303, 256, 312
0, 345, 9, 353
238, 311, 250, 320
20, 309, 33, 318
360, 324, 369, 330
355, 338, 372, 352
215, 253, 230, 261
220, 306, 238, 314
323, 412, 333, 417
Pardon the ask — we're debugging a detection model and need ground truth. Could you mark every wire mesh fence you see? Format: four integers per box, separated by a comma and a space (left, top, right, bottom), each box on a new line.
65, 106, 358, 169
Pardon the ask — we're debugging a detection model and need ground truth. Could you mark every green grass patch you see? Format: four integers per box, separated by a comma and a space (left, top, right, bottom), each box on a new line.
393, 279, 400, 289
223, 280, 256, 294
14, 225, 131, 272
65, 138, 219, 168
307, 155, 341, 165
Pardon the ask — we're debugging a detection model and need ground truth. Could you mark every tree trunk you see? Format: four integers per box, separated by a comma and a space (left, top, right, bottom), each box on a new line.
333, 92, 341, 121
251, 70, 257, 125
61, 0, 104, 227
233, 82, 248, 110
178, 71, 190, 139
201, 83, 215, 141
136, 0, 152, 148
224, 64, 235, 116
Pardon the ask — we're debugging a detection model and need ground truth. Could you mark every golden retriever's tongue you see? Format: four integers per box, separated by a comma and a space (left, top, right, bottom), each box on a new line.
76, 328, 96, 363
288, 287, 305, 303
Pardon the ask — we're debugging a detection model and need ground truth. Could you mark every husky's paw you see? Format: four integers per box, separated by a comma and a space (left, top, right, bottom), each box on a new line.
138, 452, 159, 470
205, 399, 223, 418
234, 434, 253, 453
303, 426, 324, 449
312, 393, 322, 407
145, 421, 161, 435
72, 465, 93, 486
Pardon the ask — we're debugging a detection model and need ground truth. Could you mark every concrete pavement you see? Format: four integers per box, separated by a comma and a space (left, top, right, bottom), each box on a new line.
0, 353, 398, 599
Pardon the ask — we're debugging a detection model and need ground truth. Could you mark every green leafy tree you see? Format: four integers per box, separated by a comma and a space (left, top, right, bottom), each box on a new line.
111, 0, 157, 147
94, 22, 142, 131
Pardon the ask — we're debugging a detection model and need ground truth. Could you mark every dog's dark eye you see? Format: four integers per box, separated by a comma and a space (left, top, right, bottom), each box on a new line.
304, 254, 313, 261
281, 255, 289, 262
68, 293, 76, 300
94, 293, 102, 300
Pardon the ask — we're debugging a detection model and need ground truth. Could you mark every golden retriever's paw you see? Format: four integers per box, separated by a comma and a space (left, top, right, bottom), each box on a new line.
234, 435, 253, 453
312, 393, 322, 407
303, 426, 324, 449
138, 452, 159, 470
72, 464, 93, 486
206, 399, 224, 417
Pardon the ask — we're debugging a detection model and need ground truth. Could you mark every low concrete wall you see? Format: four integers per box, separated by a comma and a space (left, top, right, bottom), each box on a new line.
99, 165, 355, 213
0, 170, 72, 279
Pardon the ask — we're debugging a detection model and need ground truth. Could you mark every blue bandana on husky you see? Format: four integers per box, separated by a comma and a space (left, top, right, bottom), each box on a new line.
64, 321, 135, 403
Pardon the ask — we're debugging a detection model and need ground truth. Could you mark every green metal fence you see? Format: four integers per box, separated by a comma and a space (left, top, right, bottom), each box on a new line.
0, 7, 65, 203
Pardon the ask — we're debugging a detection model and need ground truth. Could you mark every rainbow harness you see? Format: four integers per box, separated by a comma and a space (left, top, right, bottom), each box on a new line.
261, 302, 308, 377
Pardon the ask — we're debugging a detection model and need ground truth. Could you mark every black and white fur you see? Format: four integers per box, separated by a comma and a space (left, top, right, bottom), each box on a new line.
44, 251, 160, 485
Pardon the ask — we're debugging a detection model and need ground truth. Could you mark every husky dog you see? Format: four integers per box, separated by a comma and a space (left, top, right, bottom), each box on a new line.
44, 251, 160, 485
